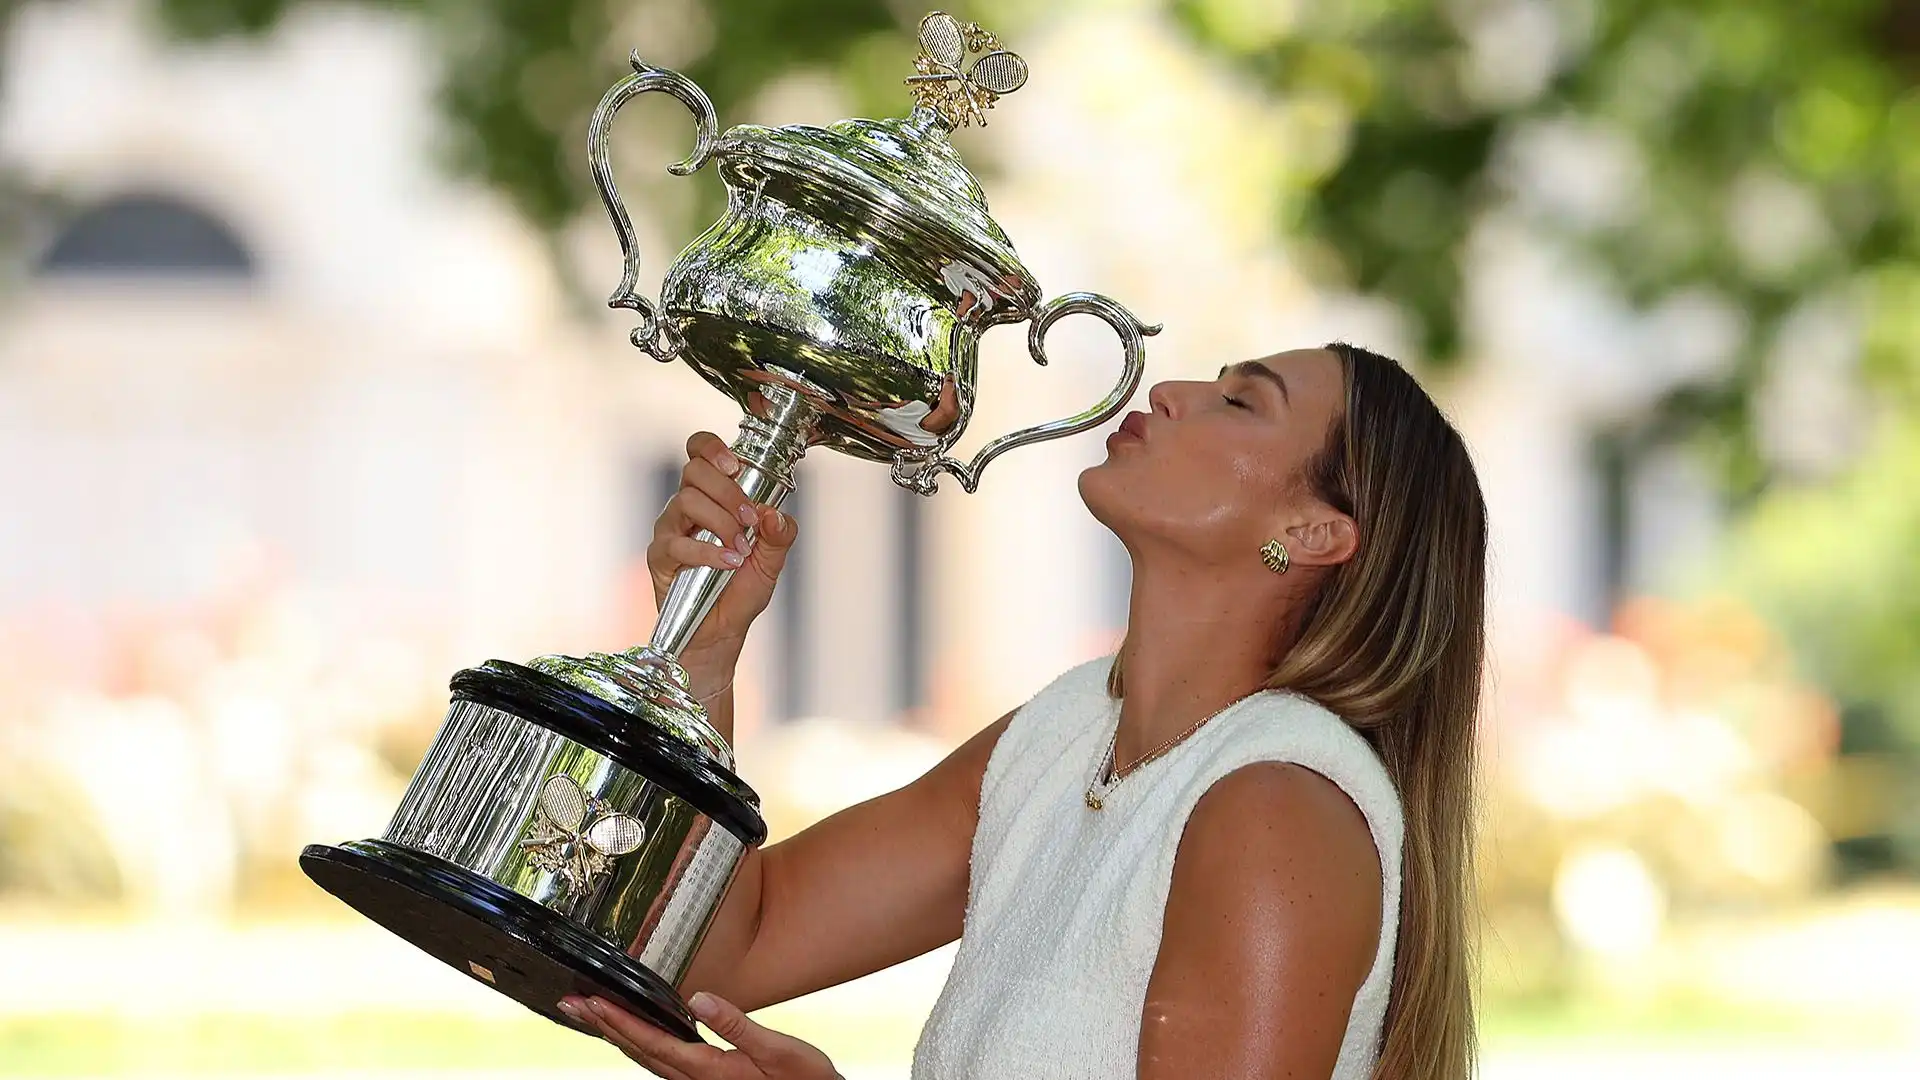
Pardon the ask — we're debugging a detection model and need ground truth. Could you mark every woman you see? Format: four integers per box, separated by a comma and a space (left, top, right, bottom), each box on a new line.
556, 343, 1486, 1080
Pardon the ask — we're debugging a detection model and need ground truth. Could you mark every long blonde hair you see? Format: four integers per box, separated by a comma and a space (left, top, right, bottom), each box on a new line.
1110, 342, 1485, 1080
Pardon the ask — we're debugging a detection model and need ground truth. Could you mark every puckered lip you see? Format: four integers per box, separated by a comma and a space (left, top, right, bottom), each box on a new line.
1118, 411, 1149, 441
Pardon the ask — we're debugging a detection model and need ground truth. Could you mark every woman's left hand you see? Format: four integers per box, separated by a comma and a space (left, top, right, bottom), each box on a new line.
559, 992, 842, 1080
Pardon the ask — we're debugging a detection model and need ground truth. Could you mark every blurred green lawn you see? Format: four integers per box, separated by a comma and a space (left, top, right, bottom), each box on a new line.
6, 891, 1916, 1076
1, 994, 1908, 1076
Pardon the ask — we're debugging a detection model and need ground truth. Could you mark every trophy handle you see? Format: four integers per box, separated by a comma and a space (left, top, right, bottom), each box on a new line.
589, 51, 719, 361
893, 292, 1160, 494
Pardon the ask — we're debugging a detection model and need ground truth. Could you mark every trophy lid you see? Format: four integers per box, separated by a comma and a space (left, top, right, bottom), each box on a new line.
708, 13, 1042, 318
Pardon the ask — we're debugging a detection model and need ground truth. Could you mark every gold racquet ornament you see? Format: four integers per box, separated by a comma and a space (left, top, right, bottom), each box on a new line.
905, 11, 1031, 128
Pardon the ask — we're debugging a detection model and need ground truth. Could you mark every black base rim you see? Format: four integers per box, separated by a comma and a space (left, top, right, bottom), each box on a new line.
300, 839, 701, 1042
451, 660, 767, 846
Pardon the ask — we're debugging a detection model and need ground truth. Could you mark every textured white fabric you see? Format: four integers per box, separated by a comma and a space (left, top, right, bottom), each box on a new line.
911, 655, 1404, 1080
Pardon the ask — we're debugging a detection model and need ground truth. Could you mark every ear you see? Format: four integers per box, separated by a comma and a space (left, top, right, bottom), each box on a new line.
1282, 508, 1358, 569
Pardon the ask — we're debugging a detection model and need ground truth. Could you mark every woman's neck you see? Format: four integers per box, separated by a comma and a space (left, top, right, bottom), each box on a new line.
1113, 558, 1294, 768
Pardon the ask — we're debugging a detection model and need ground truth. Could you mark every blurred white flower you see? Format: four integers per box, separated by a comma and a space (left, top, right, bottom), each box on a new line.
1553, 845, 1666, 956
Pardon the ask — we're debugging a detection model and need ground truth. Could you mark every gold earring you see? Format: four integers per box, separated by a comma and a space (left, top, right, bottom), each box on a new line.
1260, 538, 1290, 574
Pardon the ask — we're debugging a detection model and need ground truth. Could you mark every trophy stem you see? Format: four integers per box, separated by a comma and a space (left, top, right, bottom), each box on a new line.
645, 383, 817, 658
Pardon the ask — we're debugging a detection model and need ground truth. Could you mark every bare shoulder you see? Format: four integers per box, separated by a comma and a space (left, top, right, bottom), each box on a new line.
1188, 761, 1380, 857
1140, 764, 1388, 1076
1169, 762, 1383, 977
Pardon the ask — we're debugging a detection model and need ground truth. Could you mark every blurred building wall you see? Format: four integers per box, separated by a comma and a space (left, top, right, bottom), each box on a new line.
0, 0, 1678, 745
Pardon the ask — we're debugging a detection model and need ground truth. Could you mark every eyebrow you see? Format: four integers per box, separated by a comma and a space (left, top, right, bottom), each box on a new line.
1217, 360, 1290, 405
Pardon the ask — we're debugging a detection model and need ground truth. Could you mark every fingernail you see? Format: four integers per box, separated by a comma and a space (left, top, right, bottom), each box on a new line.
720, 550, 744, 567
732, 532, 752, 554
775, 510, 790, 530
556, 999, 580, 1018
737, 504, 757, 526
689, 992, 716, 1019
719, 453, 740, 476
587, 997, 609, 1015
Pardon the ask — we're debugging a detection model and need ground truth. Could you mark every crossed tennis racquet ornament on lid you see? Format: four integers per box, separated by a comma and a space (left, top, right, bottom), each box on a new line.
905, 11, 1031, 127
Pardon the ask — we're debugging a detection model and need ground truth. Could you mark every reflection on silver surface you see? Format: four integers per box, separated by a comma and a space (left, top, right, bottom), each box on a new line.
593, 47, 1159, 477
384, 701, 742, 984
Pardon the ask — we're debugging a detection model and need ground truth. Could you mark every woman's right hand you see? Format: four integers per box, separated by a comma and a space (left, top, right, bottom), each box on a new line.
646, 432, 799, 692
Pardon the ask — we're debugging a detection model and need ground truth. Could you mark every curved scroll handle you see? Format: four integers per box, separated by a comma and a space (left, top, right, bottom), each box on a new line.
588, 51, 719, 361
894, 293, 1161, 494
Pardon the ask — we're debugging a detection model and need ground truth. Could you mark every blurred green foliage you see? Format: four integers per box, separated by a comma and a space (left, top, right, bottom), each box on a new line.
1716, 412, 1920, 868
151, 0, 906, 233
122, 0, 1920, 497
1724, 416, 1920, 733
1172, 0, 1920, 496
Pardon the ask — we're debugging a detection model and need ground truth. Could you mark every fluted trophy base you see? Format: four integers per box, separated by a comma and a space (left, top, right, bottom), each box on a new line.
303, 383, 812, 1043
301, 660, 767, 1044
301, 839, 703, 1041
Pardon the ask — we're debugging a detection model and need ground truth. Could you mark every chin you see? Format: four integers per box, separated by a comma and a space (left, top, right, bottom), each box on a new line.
1077, 460, 1129, 533
1077, 457, 1109, 495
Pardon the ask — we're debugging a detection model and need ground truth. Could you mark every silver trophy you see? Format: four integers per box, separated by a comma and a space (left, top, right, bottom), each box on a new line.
301, 11, 1158, 1041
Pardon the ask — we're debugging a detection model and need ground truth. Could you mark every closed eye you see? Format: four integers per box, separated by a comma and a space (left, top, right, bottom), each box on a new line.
1217, 360, 1290, 408
1222, 394, 1251, 410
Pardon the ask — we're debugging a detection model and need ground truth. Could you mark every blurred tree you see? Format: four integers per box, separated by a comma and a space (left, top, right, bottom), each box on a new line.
149, 0, 903, 233
0, 0, 63, 285
1169, 0, 1920, 497
1714, 411, 1920, 868
121, 0, 1920, 496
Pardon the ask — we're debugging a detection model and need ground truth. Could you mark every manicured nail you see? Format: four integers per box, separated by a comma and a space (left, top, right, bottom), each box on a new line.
732, 532, 752, 554
587, 997, 609, 1015
556, 999, 580, 1018
720, 550, 744, 567
737, 504, 757, 526
719, 453, 740, 476
775, 510, 790, 531
689, 992, 717, 1020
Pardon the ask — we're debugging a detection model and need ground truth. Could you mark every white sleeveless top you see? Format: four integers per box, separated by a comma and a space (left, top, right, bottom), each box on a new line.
911, 656, 1404, 1080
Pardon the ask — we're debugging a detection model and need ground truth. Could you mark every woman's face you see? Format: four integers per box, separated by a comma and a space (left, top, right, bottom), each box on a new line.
1079, 347, 1347, 565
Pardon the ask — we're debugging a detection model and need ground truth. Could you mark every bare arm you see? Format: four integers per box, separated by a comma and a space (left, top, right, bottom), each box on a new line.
645, 430, 1012, 1012
1138, 763, 1384, 1080
679, 709, 1015, 1011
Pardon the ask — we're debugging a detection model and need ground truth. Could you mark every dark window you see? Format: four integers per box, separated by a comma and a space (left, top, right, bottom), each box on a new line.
894, 487, 926, 714
1591, 428, 1632, 624
37, 193, 256, 279
775, 472, 810, 720
643, 456, 684, 555
646, 450, 812, 722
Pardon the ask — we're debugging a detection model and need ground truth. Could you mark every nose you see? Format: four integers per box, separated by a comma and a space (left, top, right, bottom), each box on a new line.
1146, 380, 1197, 419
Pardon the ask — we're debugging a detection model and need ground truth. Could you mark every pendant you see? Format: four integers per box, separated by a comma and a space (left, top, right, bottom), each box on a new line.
1086, 733, 1116, 810
1085, 774, 1112, 810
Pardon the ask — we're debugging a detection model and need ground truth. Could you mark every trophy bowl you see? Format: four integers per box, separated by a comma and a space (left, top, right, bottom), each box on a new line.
301, 10, 1158, 1043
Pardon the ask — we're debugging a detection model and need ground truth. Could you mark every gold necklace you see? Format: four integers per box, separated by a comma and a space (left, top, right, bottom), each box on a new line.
1084, 694, 1255, 811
